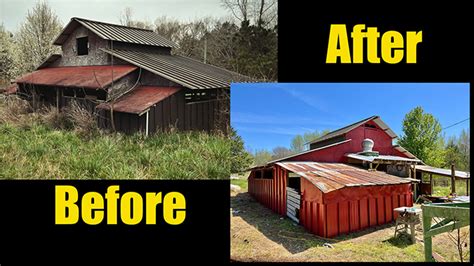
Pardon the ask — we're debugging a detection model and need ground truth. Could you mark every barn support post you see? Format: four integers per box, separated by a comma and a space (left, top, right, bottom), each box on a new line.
466, 179, 469, 196
429, 173, 433, 195
451, 164, 456, 194
56, 87, 60, 111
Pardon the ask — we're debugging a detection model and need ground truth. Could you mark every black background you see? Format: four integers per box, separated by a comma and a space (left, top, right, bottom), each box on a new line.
0, 181, 229, 264
0, 2, 472, 265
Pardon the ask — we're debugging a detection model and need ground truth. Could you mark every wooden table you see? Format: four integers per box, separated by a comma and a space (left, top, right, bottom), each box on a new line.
394, 206, 422, 243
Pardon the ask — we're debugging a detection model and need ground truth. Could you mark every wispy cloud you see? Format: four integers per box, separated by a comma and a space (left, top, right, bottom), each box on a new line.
282, 87, 329, 112
236, 125, 316, 136
232, 111, 345, 128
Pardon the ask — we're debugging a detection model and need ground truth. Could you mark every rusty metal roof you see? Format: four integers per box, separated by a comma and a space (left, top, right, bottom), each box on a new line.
15, 65, 137, 89
345, 153, 421, 163
101, 48, 251, 90
277, 162, 412, 193
96, 86, 181, 114
53, 17, 177, 48
415, 165, 470, 179
306, 116, 398, 145
3, 84, 18, 95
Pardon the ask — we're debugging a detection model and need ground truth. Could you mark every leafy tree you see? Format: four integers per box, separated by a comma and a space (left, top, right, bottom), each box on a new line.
0, 24, 19, 86
290, 129, 330, 152
398, 107, 444, 166
457, 129, 470, 171
253, 149, 272, 166
230, 127, 253, 173
271, 146, 293, 160
444, 137, 462, 169
16, 0, 62, 73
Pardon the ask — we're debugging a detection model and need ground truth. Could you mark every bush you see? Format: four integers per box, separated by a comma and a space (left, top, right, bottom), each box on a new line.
63, 101, 98, 137
0, 95, 31, 124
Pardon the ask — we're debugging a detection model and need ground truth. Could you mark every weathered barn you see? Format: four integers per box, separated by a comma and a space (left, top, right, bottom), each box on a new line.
248, 116, 422, 238
9, 17, 249, 134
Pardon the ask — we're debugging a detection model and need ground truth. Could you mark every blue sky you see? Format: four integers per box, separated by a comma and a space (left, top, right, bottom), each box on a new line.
231, 83, 470, 152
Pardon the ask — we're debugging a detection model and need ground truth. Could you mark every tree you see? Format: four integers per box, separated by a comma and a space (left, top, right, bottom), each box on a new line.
444, 137, 462, 169
0, 24, 19, 86
230, 127, 253, 173
271, 146, 293, 160
221, 0, 277, 28
253, 149, 272, 166
290, 129, 330, 152
398, 107, 444, 166
457, 129, 470, 171
16, 1, 62, 73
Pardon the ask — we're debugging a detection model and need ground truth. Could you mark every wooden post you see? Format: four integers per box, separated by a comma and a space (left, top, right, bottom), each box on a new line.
429, 173, 433, 195
413, 165, 417, 202
451, 164, 456, 194
56, 87, 60, 111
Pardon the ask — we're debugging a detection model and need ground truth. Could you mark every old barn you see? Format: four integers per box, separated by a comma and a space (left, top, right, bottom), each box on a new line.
8, 17, 249, 134
248, 116, 423, 238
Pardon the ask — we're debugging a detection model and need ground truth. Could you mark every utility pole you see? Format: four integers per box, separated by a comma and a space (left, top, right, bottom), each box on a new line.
203, 38, 207, 64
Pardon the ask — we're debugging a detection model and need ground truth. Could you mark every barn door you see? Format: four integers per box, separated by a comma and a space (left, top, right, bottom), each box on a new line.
286, 187, 300, 223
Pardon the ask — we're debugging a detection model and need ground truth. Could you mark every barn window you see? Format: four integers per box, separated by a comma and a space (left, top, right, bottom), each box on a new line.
364, 123, 377, 129
263, 169, 273, 179
76, 37, 89, 55
254, 170, 262, 179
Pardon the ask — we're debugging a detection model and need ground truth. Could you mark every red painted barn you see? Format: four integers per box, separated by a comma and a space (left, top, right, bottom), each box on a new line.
248, 116, 422, 238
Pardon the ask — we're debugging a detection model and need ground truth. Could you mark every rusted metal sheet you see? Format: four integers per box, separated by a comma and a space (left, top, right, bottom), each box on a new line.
276, 162, 411, 193
15, 65, 137, 89
54, 17, 176, 48
96, 86, 181, 114
101, 48, 251, 90
415, 165, 470, 179
3, 84, 18, 94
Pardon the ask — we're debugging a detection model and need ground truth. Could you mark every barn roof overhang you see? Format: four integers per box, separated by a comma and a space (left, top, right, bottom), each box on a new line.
96, 86, 181, 115
345, 153, 422, 164
15, 65, 137, 89
415, 165, 470, 180
101, 48, 253, 90
247, 139, 353, 171
276, 161, 412, 193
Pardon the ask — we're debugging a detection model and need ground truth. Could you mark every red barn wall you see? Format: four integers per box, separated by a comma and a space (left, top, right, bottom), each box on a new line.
288, 121, 410, 163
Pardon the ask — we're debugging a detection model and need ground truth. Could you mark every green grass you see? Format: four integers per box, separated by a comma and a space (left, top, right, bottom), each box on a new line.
231, 178, 248, 191
0, 122, 230, 179
432, 177, 469, 196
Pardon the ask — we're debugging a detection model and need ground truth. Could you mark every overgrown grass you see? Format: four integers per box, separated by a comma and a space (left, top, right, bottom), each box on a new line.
0, 95, 231, 179
432, 176, 469, 196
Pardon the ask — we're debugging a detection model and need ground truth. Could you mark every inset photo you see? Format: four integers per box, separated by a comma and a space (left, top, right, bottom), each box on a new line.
230, 83, 470, 262
0, 0, 277, 179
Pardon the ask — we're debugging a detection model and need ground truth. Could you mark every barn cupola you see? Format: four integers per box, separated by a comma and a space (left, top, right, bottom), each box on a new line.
357, 138, 379, 156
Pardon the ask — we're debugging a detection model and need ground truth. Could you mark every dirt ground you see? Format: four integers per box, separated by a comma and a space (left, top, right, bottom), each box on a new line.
231, 191, 470, 262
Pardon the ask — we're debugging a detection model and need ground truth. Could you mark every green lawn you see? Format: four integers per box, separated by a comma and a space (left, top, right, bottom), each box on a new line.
0, 123, 231, 179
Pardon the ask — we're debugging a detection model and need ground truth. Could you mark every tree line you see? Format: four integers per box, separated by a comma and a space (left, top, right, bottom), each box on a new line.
0, 0, 277, 88
249, 107, 470, 172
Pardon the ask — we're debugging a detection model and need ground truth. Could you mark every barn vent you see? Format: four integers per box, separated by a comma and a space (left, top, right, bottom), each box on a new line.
358, 138, 379, 156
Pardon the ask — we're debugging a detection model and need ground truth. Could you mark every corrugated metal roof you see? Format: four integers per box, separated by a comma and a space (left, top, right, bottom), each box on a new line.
96, 86, 181, 114
101, 48, 251, 90
15, 65, 137, 89
306, 116, 398, 145
277, 162, 412, 193
415, 165, 470, 179
345, 153, 421, 163
37, 54, 61, 70
53, 17, 177, 48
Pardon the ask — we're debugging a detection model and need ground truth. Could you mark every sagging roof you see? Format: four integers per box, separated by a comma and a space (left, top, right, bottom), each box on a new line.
277, 162, 412, 193
15, 65, 137, 89
3, 84, 18, 95
53, 17, 177, 48
415, 165, 470, 179
37, 54, 61, 69
307, 116, 398, 146
96, 86, 181, 114
101, 48, 251, 90
345, 153, 422, 164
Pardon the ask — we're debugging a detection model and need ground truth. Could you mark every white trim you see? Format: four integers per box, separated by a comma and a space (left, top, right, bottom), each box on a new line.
145, 111, 149, 136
